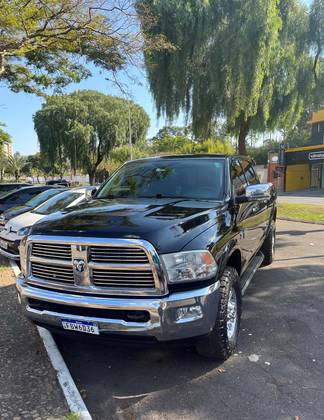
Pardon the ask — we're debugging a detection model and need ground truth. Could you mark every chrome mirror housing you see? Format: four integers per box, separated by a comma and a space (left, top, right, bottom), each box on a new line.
236, 183, 273, 204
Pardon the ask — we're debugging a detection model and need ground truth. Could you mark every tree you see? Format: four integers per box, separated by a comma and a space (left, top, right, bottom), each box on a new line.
7, 152, 26, 182
21, 153, 52, 183
0, 0, 170, 95
34, 90, 150, 184
282, 109, 313, 148
150, 127, 234, 155
0, 123, 12, 145
139, 0, 315, 154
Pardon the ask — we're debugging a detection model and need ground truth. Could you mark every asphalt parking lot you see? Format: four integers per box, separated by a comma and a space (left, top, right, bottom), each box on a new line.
54, 220, 324, 420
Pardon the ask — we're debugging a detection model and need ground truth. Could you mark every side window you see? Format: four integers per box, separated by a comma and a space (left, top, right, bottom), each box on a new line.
241, 159, 260, 185
231, 159, 247, 196
7, 193, 20, 203
19, 191, 39, 203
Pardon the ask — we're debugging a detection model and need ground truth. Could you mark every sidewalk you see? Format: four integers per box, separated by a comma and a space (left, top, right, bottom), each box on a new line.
278, 189, 324, 205
0, 257, 68, 419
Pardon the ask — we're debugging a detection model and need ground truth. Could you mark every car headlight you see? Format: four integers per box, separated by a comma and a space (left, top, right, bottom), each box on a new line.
19, 235, 29, 276
17, 226, 32, 237
161, 250, 218, 284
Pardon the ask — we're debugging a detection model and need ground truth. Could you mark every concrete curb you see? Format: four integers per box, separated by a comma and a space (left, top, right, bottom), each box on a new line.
9, 260, 92, 420
278, 217, 324, 226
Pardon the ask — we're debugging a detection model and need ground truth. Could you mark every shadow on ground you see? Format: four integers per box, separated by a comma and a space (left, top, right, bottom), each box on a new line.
56, 220, 324, 420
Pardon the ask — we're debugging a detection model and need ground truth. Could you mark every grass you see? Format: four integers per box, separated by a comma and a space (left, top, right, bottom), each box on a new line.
278, 203, 324, 222
64, 414, 80, 420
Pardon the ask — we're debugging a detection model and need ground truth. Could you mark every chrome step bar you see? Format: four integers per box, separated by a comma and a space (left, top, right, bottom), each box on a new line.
241, 252, 264, 296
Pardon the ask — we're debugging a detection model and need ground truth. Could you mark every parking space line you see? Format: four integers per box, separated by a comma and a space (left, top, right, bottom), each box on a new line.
9, 260, 92, 420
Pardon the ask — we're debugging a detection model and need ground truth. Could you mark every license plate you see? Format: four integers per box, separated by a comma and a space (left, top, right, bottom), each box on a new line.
61, 319, 99, 335
0, 239, 8, 250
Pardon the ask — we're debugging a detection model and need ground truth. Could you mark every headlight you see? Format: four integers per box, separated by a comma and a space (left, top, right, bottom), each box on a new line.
19, 236, 29, 276
161, 250, 218, 284
17, 226, 32, 237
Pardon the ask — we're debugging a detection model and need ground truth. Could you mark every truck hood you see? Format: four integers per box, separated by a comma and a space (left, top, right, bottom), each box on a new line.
31, 198, 225, 253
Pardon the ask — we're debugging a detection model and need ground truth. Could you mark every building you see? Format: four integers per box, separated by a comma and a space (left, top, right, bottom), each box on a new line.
2, 141, 13, 158
284, 110, 324, 192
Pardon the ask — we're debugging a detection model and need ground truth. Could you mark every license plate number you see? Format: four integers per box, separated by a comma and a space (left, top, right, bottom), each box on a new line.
0, 239, 8, 250
61, 319, 99, 335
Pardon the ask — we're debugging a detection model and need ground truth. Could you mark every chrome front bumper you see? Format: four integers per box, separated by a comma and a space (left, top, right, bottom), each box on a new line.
16, 275, 220, 342
0, 247, 20, 260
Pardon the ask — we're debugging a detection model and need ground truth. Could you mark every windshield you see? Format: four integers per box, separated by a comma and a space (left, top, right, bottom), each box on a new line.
33, 191, 83, 215
96, 158, 225, 201
25, 189, 63, 208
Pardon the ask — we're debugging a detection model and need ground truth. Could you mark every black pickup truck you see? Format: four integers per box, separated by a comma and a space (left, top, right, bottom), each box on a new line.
17, 155, 276, 359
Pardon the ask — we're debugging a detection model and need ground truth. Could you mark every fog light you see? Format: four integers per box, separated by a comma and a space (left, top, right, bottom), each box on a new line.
175, 305, 203, 323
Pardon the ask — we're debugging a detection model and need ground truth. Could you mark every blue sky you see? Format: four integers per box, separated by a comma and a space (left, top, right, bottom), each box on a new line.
0, 64, 178, 155
0, 0, 311, 156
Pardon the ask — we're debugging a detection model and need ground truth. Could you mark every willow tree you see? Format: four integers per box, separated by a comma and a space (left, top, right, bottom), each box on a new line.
34, 90, 150, 184
0, 0, 169, 95
138, 0, 315, 154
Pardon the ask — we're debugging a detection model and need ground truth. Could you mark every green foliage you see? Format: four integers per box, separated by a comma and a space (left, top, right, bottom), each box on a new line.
106, 144, 148, 172
150, 128, 234, 155
248, 139, 281, 166
139, 0, 317, 153
21, 153, 53, 181
7, 152, 26, 181
283, 109, 313, 148
0, 123, 12, 146
0, 0, 169, 95
34, 90, 150, 184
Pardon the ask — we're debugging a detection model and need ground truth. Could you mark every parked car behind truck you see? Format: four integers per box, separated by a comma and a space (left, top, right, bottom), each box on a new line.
0, 187, 95, 260
0, 186, 66, 227
0, 186, 56, 215
0, 183, 32, 197
16, 155, 276, 359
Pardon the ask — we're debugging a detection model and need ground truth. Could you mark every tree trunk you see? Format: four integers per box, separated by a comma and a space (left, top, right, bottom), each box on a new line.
238, 121, 250, 155
0, 54, 5, 75
88, 169, 96, 186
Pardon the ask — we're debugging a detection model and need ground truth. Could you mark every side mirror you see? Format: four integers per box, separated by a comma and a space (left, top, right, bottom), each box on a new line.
85, 188, 96, 200
235, 183, 273, 204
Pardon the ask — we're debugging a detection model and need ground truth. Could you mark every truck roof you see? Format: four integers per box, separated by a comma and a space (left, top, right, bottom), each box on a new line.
130, 154, 250, 162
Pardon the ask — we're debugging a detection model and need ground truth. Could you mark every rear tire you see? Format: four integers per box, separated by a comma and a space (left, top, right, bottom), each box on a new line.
261, 222, 276, 267
195, 267, 241, 360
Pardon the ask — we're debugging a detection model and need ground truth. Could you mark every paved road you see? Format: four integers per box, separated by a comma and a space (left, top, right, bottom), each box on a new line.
56, 220, 324, 420
278, 189, 324, 205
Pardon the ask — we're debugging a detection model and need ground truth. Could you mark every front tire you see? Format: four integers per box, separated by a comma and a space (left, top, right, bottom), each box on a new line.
195, 267, 241, 360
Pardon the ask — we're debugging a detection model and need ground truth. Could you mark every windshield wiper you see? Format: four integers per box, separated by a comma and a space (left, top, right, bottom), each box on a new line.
137, 194, 188, 199
95, 194, 123, 199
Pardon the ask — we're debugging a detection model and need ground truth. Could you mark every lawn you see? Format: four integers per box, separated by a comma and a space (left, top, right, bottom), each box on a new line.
278, 203, 324, 223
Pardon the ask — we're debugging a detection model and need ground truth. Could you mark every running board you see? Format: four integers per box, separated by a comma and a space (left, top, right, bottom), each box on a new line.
241, 252, 264, 296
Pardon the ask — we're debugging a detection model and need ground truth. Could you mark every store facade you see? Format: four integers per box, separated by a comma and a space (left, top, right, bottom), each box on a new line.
282, 110, 324, 192
285, 145, 324, 191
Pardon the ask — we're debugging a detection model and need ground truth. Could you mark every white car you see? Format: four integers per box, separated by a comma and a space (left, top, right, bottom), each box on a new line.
0, 187, 95, 260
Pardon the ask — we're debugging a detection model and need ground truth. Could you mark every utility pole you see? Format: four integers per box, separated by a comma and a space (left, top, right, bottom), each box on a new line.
128, 102, 133, 160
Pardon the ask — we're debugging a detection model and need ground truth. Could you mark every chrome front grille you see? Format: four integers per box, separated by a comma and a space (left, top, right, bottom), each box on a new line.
31, 262, 74, 284
92, 268, 155, 288
90, 246, 149, 264
27, 237, 166, 296
32, 243, 72, 261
